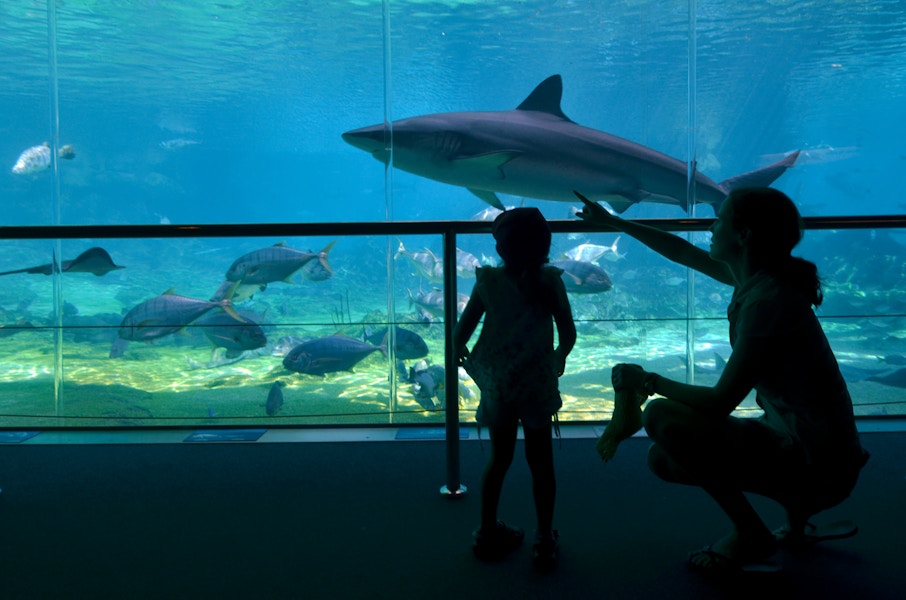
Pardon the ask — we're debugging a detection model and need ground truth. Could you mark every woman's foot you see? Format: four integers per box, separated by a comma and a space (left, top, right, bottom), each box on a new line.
688, 529, 778, 573
597, 387, 644, 462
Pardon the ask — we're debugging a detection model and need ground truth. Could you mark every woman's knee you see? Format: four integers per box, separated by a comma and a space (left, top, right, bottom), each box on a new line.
641, 397, 682, 441
646, 443, 690, 484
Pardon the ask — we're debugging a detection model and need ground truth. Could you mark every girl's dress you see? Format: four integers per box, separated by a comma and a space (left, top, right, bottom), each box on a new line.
465, 265, 563, 429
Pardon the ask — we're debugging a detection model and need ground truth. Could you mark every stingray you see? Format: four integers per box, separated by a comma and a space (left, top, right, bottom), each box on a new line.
867, 367, 906, 389
0, 247, 124, 277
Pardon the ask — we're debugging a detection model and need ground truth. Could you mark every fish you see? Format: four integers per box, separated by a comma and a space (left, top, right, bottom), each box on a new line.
193, 310, 268, 358
409, 361, 445, 411
12, 142, 75, 175
363, 325, 429, 360
563, 237, 625, 264
301, 252, 334, 281
550, 259, 613, 294
63, 312, 122, 344
185, 346, 272, 370
678, 351, 728, 375
210, 280, 266, 303
0, 247, 124, 277
394, 240, 443, 282
271, 335, 310, 357
470, 205, 515, 221
838, 363, 891, 383
881, 354, 906, 366
867, 367, 906, 389
456, 248, 481, 278
0, 319, 36, 338
407, 288, 469, 321
160, 138, 201, 151
111, 287, 241, 357
282, 334, 386, 376
225, 240, 335, 285
343, 75, 799, 214
265, 380, 286, 416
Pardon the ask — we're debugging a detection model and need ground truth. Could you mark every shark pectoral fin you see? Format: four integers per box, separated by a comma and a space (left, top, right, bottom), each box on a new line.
454, 151, 521, 177
602, 197, 637, 214
718, 151, 800, 195
468, 188, 505, 210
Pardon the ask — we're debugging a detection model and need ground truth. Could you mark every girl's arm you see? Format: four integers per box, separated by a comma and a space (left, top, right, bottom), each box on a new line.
550, 275, 576, 376
452, 288, 485, 362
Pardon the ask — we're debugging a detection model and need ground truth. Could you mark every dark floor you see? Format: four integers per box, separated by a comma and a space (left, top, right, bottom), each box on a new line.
0, 429, 903, 599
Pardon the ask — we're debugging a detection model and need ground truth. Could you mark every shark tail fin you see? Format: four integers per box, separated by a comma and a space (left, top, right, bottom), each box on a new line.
714, 151, 800, 213
394, 239, 406, 260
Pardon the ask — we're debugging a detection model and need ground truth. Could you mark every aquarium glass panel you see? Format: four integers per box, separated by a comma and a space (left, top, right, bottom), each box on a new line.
1, 2, 904, 427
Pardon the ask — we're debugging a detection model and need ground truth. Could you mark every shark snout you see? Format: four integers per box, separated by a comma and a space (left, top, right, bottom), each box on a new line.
341, 125, 387, 152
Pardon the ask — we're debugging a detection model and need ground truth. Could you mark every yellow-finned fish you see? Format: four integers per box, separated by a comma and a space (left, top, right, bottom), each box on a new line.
12, 142, 75, 175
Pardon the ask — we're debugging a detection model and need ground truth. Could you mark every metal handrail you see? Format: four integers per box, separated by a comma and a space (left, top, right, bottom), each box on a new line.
3, 213, 905, 496
1, 214, 905, 240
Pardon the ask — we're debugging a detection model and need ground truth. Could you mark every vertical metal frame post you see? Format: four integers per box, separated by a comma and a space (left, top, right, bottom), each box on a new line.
440, 227, 466, 497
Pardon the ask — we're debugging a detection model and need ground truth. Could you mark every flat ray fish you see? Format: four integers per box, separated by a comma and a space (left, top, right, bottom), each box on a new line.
0, 247, 124, 277
867, 367, 906, 388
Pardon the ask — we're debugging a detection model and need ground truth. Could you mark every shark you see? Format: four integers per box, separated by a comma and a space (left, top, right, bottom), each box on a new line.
342, 74, 799, 214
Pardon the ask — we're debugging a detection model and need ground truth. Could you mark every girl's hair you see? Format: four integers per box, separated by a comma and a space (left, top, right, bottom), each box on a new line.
492, 207, 551, 271
492, 207, 553, 306
727, 187, 823, 306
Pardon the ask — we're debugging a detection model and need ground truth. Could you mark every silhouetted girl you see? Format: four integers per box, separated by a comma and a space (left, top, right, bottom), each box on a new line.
454, 207, 576, 570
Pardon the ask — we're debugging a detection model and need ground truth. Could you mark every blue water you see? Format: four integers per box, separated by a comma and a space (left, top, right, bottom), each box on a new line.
0, 1, 904, 425
2, 1, 905, 225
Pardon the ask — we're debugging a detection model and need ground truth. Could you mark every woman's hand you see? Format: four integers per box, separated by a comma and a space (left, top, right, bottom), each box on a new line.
611, 363, 647, 392
574, 190, 620, 227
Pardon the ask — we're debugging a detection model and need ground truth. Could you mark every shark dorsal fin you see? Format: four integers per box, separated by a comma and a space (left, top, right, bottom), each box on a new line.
515, 75, 573, 122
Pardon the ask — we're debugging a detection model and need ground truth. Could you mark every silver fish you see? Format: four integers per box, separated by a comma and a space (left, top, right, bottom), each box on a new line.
225, 241, 335, 285
12, 142, 75, 175
394, 240, 443, 282
363, 325, 429, 360
551, 259, 613, 294
160, 138, 201, 151
115, 288, 240, 343
407, 289, 469, 321
564, 237, 625, 264
194, 310, 267, 357
456, 248, 480, 278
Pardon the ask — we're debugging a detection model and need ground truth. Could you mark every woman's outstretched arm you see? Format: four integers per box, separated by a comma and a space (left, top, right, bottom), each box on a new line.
574, 191, 735, 287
